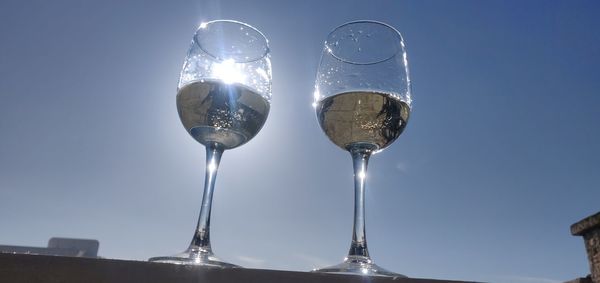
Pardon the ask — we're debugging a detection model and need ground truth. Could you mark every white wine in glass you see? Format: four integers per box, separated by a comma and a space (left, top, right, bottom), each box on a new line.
317, 90, 409, 150
313, 20, 412, 277
177, 79, 270, 149
149, 20, 272, 267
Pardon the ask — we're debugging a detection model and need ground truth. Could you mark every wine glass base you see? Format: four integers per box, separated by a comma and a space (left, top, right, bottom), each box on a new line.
148, 250, 240, 268
312, 256, 406, 278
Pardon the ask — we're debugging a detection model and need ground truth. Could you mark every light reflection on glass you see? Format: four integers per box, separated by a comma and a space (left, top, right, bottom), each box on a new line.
358, 170, 366, 181
312, 89, 321, 108
207, 160, 218, 174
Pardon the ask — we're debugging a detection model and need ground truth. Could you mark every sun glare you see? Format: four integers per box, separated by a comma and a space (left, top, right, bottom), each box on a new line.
211, 59, 246, 85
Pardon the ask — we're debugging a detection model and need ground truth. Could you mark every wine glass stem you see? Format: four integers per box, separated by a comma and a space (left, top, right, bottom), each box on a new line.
189, 144, 224, 253
347, 146, 374, 260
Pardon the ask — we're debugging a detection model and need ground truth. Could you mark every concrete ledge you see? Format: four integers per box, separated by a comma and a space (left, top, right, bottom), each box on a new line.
0, 253, 477, 283
564, 276, 592, 283
571, 212, 600, 236
570, 211, 600, 283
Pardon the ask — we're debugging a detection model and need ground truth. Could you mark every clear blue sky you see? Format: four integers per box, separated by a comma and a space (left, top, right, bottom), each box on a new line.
1, 1, 599, 282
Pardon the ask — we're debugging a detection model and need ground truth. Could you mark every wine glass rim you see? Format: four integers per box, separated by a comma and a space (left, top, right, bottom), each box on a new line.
325, 20, 404, 65
195, 19, 270, 63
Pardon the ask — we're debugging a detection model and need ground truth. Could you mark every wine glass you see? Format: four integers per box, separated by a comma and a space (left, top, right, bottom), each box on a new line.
312, 20, 412, 277
149, 20, 271, 267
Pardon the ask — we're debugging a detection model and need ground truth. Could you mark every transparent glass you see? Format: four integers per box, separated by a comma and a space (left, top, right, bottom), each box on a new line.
149, 20, 271, 267
312, 20, 412, 277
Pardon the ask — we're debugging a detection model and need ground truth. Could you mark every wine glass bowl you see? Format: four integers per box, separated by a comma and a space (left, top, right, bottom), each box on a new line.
313, 20, 412, 277
314, 21, 411, 110
149, 20, 271, 267
178, 20, 272, 150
